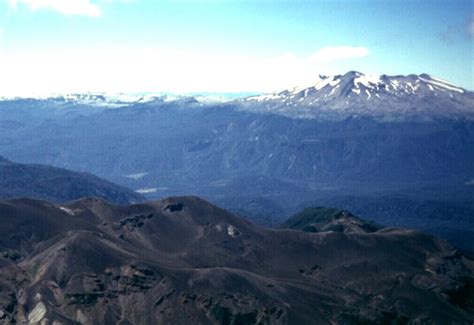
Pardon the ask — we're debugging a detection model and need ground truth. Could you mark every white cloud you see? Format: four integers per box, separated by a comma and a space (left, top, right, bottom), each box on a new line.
0, 45, 371, 96
8, 0, 102, 17
309, 46, 370, 63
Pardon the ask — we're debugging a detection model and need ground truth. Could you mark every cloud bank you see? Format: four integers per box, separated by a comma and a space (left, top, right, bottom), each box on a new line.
8, 0, 101, 17
0, 45, 371, 96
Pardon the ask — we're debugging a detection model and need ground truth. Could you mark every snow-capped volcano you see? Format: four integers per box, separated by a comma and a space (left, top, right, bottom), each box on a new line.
237, 71, 474, 120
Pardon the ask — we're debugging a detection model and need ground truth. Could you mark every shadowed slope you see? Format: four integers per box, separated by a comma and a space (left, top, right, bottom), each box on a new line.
0, 156, 144, 204
0, 196, 472, 324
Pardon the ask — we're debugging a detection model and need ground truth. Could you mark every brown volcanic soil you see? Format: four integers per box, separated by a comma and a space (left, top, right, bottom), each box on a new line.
0, 196, 472, 324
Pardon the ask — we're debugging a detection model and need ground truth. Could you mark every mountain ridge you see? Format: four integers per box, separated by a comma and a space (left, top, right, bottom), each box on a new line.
0, 196, 472, 323
0, 157, 145, 204
235, 71, 474, 121
279, 206, 382, 233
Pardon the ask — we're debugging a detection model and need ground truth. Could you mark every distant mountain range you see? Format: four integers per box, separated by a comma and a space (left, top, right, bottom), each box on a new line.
236, 71, 474, 120
0, 196, 471, 323
2, 72, 471, 118
0, 156, 144, 204
0, 91, 251, 108
0, 71, 473, 252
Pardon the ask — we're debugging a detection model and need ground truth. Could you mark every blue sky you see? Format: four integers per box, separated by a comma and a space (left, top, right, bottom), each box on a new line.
0, 0, 472, 95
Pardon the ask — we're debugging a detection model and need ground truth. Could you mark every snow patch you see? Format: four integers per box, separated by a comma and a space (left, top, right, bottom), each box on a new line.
390, 80, 400, 89
28, 301, 47, 324
354, 74, 381, 88
136, 188, 158, 194
76, 309, 89, 324
59, 206, 75, 216
125, 172, 148, 180
314, 76, 340, 90
406, 82, 416, 92
247, 93, 283, 101
288, 155, 297, 169
431, 76, 460, 87
420, 77, 464, 93
329, 85, 339, 96
227, 225, 240, 238
365, 89, 371, 99
210, 179, 228, 187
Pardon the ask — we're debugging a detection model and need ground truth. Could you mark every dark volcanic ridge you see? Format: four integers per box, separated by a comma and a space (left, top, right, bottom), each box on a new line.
0, 155, 144, 204
279, 206, 382, 234
0, 196, 472, 324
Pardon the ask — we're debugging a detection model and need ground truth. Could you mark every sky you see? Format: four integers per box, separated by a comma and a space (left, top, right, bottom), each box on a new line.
0, 0, 472, 96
